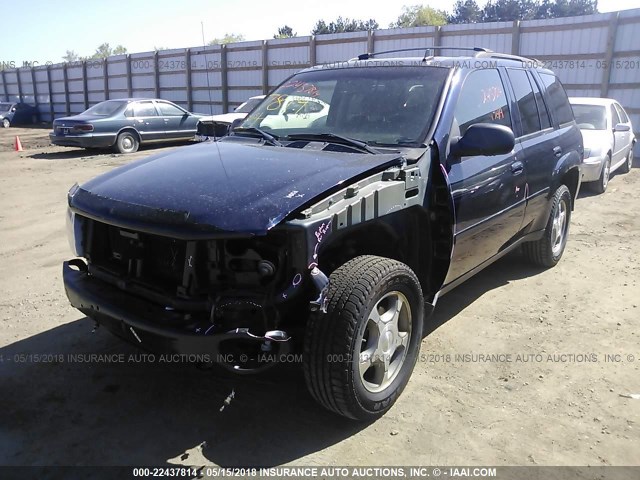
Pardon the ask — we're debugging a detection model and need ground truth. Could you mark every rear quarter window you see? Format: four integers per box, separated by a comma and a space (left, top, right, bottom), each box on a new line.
539, 73, 574, 125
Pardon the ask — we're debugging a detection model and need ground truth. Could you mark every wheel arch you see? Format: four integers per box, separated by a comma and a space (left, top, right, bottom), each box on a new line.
560, 166, 580, 210
115, 127, 141, 145
316, 162, 453, 304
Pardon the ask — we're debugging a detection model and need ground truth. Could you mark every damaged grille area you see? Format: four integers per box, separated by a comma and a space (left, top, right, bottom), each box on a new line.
84, 217, 290, 312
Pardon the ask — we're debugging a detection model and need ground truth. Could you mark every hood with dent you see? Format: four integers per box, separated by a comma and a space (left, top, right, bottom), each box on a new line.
70, 140, 403, 236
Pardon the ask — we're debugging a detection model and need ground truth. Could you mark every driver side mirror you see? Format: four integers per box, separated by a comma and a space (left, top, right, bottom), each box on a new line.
11, 107, 16, 113
614, 123, 630, 132
450, 123, 515, 158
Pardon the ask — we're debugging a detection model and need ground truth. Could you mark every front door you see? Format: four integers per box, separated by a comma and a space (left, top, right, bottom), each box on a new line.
444, 68, 527, 283
156, 101, 195, 140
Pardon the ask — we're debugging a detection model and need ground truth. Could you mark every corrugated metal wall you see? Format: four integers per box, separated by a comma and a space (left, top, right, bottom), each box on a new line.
1, 9, 638, 133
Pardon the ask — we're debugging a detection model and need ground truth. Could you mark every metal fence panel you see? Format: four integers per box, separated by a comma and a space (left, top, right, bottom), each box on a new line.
0, 9, 638, 132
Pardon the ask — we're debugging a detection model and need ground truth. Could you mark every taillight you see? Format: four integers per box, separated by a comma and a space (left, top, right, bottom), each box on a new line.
72, 124, 94, 132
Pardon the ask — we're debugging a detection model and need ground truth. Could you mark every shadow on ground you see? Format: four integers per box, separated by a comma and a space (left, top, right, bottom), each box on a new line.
26, 141, 193, 160
426, 249, 544, 335
0, 317, 368, 468
0, 249, 546, 468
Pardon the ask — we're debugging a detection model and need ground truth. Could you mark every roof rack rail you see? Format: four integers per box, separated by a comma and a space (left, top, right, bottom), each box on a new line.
474, 51, 540, 64
356, 46, 492, 61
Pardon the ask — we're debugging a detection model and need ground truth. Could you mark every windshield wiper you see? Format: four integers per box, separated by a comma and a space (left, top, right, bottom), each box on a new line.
284, 133, 378, 154
232, 127, 282, 146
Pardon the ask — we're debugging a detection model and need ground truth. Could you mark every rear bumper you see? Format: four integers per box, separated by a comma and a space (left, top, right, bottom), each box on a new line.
50, 133, 115, 148
62, 260, 290, 371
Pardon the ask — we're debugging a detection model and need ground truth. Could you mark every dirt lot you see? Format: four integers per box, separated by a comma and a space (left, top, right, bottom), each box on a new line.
0, 126, 638, 468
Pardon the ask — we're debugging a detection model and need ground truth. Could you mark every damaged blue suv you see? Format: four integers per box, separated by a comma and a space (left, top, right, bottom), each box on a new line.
63, 47, 582, 420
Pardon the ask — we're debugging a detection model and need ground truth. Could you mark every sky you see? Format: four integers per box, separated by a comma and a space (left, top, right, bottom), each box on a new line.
1, 0, 639, 65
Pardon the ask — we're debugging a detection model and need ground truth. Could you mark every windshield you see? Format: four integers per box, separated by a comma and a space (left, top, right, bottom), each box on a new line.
240, 66, 449, 146
571, 104, 606, 130
82, 100, 128, 116
235, 97, 263, 114
0, 103, 12, 112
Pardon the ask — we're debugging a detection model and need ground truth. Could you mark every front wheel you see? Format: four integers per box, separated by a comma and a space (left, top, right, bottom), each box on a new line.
303, 255, 424, 420
115, 131, 139, 154
2, 118, 10, 128
522, 184, 572, 268
620, 146, 634, 174
591, 155, 610, 194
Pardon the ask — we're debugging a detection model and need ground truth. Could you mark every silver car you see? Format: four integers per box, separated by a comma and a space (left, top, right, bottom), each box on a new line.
570, 97, 635, 193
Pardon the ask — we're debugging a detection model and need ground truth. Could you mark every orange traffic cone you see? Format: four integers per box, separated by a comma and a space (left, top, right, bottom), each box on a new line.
14, 136, 23, 152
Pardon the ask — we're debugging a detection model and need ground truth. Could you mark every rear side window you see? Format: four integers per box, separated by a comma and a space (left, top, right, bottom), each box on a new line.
133, 102, 158, 117
530, 73, 551, 129
507, 68, 540, 136
539, 73, 574, 125
454, 69, 512, 136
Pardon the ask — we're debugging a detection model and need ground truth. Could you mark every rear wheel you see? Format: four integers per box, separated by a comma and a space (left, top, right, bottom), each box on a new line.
115, 131, 139, 154
592, 155, 610, 194
620, 146, 634, 174
523, 184, 571, 268
303, 255, 424, 420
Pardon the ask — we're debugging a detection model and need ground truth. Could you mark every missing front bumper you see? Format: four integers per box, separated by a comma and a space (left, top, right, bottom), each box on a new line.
62, 260, 291, 373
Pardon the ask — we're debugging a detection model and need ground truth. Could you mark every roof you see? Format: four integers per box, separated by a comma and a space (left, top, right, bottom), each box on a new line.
569, 97, 619, 106
100, 98, 174, 102
300, 55, 553, 75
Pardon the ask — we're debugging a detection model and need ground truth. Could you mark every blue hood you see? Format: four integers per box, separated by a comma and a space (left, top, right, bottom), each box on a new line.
69, 140, 403, 237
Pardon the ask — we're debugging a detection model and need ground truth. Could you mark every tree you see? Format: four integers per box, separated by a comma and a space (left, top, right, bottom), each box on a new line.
274, 25, 297, 39
112, 45, 128, 55
207, 33, 245, 45
311, 17, 379, 35
90, 43, 127, 59
62, 50, 80, 62
481, 0, 538, 22
390, 5, 448, 28
449, 0, 483, 24
544, 0, 598, 18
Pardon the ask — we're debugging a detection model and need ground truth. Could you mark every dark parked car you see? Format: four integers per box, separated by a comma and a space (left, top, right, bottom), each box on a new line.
63, 47, 582, 420
0, 102, 39, 127
50, 98, 202, 154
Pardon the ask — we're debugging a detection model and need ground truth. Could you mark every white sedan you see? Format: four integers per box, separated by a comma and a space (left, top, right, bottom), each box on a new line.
196, 95, 265, 140
570, 97, 635, 193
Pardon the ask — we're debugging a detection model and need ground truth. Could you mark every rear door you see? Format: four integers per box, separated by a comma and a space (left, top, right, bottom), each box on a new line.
445, 68, 527, 282
612, 103, 631, 163
128, 101, 164, 142
506, 68, 556, 230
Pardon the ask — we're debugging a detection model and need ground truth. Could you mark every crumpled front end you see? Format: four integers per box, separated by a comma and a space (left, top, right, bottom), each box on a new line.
63, 211, 319, 373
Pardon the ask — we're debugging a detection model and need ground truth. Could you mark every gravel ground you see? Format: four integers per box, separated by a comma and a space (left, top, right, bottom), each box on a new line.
0, 129, 638, 469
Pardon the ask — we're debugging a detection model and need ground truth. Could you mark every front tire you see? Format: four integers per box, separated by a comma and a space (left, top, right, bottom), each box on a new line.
522, 184, 572, 268
303, 255, 424, 420
620, 146, 634, 174
592, 155, 610, 194
115, 131, 139, 154
2, 118, 10, 128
